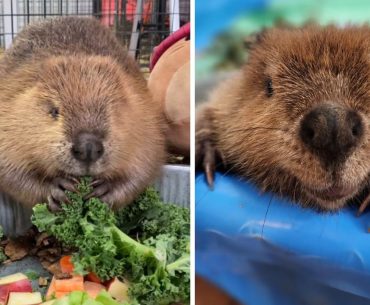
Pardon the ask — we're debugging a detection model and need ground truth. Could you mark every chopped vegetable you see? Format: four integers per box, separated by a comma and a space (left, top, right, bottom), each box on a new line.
52, 291, 130, 305
83, 282, 105, 299
24, 271, 39, 282
38, 277, 48, 287
39, 300, 56, 305
32, 178, 190, 305
116, 187, 190, 239
54, 276, 84, 293
0, 274, 28, 286
46, 277, 56, 300
84, 274, 100, 285
106, 278, 129, 303
7, 292, 42, 305
60, 257, 74, 275
0, 277, 32, 305
54, 292, 69, 299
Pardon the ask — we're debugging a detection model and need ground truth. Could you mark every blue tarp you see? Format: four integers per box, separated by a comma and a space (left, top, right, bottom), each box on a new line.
196, 172, 370, 305
195, 0, 267, 50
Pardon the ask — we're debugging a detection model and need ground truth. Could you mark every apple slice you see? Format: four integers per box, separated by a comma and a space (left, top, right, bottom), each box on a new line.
7, 292, 42, 305
0, 291, 8, 305
0, 274, 28, 286
0, 277, 32, 305
84, 282, 105, 299
106, 278, 129, 302
39, 301, 56, 305
49, 297, 68, 305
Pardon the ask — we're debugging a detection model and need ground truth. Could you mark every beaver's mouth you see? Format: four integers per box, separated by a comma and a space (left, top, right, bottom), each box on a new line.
305, 184, 358, 202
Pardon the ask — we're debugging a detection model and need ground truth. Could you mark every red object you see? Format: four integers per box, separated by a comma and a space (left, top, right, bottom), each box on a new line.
149, 22, 190, 71
60, 256, 74, 274
101, 0, 153, 26
0, 279, 32, 305
85, 273, 102, 284
101, 0, 122, 26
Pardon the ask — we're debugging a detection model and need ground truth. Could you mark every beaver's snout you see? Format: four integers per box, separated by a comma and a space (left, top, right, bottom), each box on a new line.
299, 103, 363, 167
72, 132, 104, 164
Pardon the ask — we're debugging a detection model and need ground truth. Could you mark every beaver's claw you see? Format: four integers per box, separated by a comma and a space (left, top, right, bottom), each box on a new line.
196, 138, 225, 189
84, 180, 114, 208
47, 177, 78, 212
203, 141, 216, 188
358, 193, 370, 216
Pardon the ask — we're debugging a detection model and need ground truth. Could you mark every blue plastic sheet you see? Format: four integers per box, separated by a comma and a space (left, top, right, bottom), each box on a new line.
195, 0, 267, 50
195, 172, 370, 305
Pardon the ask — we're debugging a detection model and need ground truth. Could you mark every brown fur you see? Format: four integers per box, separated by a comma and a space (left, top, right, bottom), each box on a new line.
197, 25, 370, 211
0, 17, 165, 209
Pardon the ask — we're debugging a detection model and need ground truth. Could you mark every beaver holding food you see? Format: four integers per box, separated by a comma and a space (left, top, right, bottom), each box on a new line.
196, 25, 370, 212
0, 17, 165, 210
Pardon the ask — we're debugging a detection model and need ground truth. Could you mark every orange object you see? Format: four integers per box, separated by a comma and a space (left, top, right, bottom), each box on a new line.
60, 256, 74, 274
54, 291, 69, 299
45, 277, 56, 300
54, 276, 84, 292
84, 282, 106, 299
85, 273, 101, 284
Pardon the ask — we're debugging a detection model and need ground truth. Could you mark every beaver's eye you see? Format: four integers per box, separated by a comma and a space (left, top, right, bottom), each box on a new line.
49, 107, 59, 119
265, 78, 273, 97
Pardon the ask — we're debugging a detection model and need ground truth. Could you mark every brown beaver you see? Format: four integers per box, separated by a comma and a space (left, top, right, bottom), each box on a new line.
0, 17, 165, 210
196, 25, 370, 212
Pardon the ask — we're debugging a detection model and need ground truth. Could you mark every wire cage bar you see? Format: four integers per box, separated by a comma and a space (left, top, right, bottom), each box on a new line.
0, 0, 190, 70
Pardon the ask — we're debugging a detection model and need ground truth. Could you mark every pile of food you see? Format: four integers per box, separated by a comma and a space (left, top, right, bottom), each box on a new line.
0, 271, 137, 305
0, 178, 190, 305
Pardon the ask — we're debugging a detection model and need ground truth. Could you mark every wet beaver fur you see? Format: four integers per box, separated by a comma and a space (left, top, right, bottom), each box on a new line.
196, 25, 370, 211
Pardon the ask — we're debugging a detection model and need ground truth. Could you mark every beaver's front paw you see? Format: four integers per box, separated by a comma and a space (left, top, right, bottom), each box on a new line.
47, 177, 78, 212
196, 134, 225, 189
84, 179, 115, 208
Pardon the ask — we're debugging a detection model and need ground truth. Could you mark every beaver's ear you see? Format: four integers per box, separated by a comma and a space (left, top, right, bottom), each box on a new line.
243, 26, 283, 50
244, 20, 318, 50
244, 29, 269, 50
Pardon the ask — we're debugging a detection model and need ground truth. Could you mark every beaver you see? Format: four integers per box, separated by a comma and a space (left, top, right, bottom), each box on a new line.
196, 25, 370, 212
0, 17, 165, 210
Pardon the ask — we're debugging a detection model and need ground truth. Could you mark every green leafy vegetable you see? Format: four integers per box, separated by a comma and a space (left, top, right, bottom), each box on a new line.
116, 187, 190, 238
24, 269, 40, 280
31, 178, 190, 305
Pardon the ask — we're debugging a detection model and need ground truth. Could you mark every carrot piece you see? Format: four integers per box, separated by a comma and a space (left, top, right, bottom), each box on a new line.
54, 291, 70, 299
85, 273, 101, 284
60, 256, 74, 274
54, 276, 84, 292
46, 277, 56, 300
84, 282, 105, 299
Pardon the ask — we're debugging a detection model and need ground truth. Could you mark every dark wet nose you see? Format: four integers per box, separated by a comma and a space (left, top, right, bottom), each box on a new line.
299, 104, 363, 166
72, 133, 104, 164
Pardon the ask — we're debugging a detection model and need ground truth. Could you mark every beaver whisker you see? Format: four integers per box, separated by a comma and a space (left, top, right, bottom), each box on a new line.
226, 126, 288, 134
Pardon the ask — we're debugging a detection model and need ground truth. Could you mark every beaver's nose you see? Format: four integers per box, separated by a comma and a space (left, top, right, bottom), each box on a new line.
72, 133, 104, 164
299, 104, 363, 166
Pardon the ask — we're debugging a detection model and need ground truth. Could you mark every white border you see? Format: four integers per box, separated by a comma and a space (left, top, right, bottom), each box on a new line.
190, 0, 195, 302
